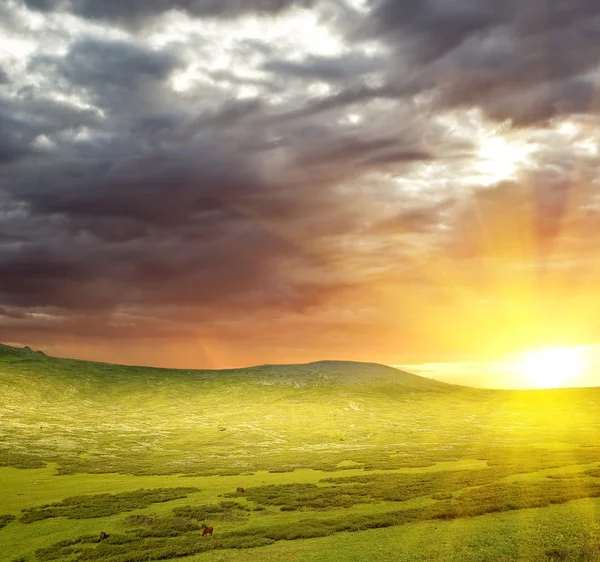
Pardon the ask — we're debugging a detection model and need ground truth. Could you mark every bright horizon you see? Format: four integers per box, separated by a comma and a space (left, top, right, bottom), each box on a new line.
396, 344, 600, 390
4, 339, 600, 391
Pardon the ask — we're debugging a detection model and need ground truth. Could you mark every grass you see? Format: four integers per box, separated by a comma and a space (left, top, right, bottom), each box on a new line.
19, 488, 199, 523
2, 343, 600, 561
176, 499, 600, 562
0, 515, 15, 530
173, 501, 252, 522
23, 483, 600, 561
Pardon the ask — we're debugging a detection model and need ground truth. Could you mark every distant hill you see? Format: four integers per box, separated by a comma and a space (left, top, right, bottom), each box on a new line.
0, 342, 38, 357
0, 343, 454, 391
236, 360, 454, 390
0, 342, 46, 356
2, 341, 594, 480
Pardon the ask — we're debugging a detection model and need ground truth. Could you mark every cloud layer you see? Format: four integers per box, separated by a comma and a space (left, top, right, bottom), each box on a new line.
2, 0, 600, 366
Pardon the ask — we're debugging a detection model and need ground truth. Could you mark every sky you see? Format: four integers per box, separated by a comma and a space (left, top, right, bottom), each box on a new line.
2, 1, 600, 378
395, 344, 600, 389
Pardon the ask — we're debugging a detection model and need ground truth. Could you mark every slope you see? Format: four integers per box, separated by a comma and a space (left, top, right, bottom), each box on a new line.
0, 343, 479, 477
0, 343, 597, 479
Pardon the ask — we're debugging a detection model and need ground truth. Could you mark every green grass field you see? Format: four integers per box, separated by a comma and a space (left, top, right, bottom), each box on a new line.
3, 343, 600, 561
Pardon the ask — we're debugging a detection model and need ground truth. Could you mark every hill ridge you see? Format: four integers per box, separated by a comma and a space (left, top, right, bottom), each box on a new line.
0, 342, 452, 389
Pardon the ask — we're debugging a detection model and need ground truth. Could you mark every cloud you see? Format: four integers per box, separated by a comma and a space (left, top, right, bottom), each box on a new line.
262, 51, 385, 83
15, 140, 262, 223
365, 0, 600, 61
2, 0, 600, 364
0, 306, 27, 319
22, 0, 315, 26
30, 37, 182, 114
355, 1, 600, 126
369, 198, 456, 235
60, 37, 179, 85
0, 122, 31, 164
22, 0, 62, 10
364, 0, 512, 65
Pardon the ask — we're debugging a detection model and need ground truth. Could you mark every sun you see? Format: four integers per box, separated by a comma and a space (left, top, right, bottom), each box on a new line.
515, 347, 589, 389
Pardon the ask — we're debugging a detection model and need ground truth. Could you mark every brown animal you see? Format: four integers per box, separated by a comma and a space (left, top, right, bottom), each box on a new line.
98, 531, 109, 542
236, 487, 245, 493
201, 524, 213, 537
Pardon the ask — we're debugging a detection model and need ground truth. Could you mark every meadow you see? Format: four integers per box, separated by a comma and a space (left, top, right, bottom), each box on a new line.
2, 343, 600, 561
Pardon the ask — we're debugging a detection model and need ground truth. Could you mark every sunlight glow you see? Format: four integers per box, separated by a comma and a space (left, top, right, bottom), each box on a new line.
476, 134, 532, 185
515, 347, 589, 389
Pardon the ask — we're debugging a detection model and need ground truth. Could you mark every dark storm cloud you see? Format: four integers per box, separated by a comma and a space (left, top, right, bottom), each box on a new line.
0, 95, 101, 158
0, 195, 334, 312
365, 0, 600, 62
17, 144, 261, 224
30, 37, 181, 113
482, 76, 597, 127
425, 21, 600, 124
365, 0, 514, 65
293, 134, 431, 171
263, 52, 385, 83
360, 0, 600, 125
0, 246, 97, 309
191, 98, 267, 130
0, 125, 306, 310
0, 8, 383, 322
23, 0, 314, 24
0, 122, 31, 164
364, 148, 431, 166
0, 116, 359, 316
22, 0, 61, 10
61, 37, 179, 85
274, 83, 398, 123
0, 309, 200, 342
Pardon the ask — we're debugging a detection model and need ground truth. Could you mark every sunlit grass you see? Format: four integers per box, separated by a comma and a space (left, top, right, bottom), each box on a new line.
2, 345, 600, 561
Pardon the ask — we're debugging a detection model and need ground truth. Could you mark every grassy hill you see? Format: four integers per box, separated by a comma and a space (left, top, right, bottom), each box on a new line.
0, 344, 467, 476
2, 344, 600, 561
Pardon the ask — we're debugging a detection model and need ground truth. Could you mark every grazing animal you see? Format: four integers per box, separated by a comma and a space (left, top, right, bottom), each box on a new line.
236, 487, 245, 493
201, 524, 213, 537
98, 531, 109, 542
